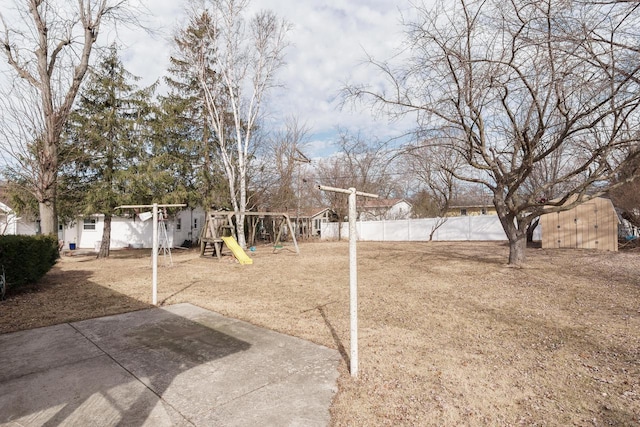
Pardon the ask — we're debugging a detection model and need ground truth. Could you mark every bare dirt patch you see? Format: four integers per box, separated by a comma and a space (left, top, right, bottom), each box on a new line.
1, 241, 639, 426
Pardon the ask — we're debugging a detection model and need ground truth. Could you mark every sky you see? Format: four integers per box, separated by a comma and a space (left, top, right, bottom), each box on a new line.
109, 0, 419, 158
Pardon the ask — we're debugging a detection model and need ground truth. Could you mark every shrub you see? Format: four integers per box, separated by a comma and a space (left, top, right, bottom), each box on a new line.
0, 235, 59, 291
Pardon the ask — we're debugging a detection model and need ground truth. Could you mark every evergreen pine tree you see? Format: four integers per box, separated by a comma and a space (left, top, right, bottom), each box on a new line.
157, 11, 230, 211
65, 44, 155, 258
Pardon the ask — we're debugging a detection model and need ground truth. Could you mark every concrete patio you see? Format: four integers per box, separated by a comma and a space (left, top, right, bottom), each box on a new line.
0, 303, 340, 426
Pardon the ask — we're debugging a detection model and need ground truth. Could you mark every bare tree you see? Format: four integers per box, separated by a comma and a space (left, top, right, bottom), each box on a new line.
313, 155, 352, 239
0, 83, 45, 220
185, 0, 290, 248
610, 150, 640, 229
346, 0, 640, 264
336, 129, 398, 197
313, 130, 401, 238
262, 117, 311, 212
519, 146, 580, 242
0, 0, 137, 235
404, 139, 464, 240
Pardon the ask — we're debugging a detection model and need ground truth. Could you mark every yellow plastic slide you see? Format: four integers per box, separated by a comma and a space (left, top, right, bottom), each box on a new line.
221, 236, 253, 265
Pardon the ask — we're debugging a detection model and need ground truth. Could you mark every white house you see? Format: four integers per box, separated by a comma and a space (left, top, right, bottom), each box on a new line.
171, 207, 207, 247
358, 198, 413, 221
310, 208, 334, 237
0, 202, 40, 236
60, 214, 167, 250
0, 195, 210, 250
58, 207, 207, 251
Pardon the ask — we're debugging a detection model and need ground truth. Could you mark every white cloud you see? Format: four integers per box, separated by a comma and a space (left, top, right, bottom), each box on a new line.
251, 0, 416, 152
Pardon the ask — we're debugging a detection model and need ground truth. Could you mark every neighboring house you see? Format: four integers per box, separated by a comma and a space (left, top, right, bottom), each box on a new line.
310, 208, 334, 237
444, 191, 496, 217
173, 207, 207, 246
0, 201, 40, 236
358, 198, 413, 221
289, 207, 335, 238
60, 206, 206, 251
0, 184, 40, 235
540, 196, 619, 252
0, 199, 206, 250
60, 213, 170, 250
0, 202, 14, 234
445, 204, 497, 217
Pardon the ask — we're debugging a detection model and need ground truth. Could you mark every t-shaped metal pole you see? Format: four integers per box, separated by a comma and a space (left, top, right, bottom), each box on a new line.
115, 203, 186, 305
318, 185, 378, 377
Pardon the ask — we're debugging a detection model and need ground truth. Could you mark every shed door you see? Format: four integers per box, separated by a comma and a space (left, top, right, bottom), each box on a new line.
574, 202, 598, 249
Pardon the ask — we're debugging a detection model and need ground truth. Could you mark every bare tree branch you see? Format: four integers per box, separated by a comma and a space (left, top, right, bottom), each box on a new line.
187, 0, 290, 248
345, 0, 640, 264
0, 0, 139, 234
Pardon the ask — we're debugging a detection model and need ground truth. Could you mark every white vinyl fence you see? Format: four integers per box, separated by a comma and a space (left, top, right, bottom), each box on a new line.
321, 215, 513, 241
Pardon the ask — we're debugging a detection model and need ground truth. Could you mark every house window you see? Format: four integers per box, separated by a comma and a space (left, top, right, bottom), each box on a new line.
315, 219, 321, 230
193, 218, 198, 229
59, 223, 63, 231
83, 218, 96, 230
176, 218, 182, 231
460, 209, 468, 216
481, 207, 487, 215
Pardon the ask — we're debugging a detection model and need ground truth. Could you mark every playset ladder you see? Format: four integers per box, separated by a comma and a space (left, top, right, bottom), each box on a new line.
200, 212, 232, 259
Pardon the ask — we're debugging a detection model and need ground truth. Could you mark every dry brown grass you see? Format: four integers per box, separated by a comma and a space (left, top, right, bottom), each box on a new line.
1, 241, 639, 426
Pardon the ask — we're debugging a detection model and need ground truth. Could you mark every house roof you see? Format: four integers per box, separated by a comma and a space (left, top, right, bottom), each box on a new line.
358, 198, 412, 209
0, 201, 13, 214
0, 182, 12, 208
544, 193, 602, 207
288, 207, 333, 218
448, 204, 494, 209
448, 197, 493, 208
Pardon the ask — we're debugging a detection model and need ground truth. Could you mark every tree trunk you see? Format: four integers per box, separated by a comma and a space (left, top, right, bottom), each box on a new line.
428, 217, 448, 241
37, 157, 58, 235
527, 218, 540, 243
508, 233, 527, 265
249, 217, 258, 246
501, 218, 528, 266
236, 211, 246, 248
494, 194, 528, 265
97, 213, 111, 259
237, 165, 247, 249
38, 199, 57, 236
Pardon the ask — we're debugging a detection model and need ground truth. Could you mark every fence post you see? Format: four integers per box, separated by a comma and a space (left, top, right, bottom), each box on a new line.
382, 219, 385, 241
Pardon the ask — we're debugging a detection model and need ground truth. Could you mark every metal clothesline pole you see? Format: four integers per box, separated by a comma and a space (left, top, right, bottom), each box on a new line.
317, 185, 378, 378
115, 203, 186, 305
